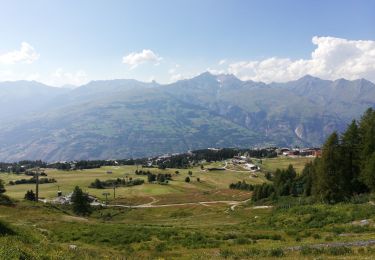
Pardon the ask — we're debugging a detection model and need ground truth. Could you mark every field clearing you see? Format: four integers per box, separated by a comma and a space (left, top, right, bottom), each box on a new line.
2, 164, 260, 202
1, 157, 312, 203
259, 156, 313, 174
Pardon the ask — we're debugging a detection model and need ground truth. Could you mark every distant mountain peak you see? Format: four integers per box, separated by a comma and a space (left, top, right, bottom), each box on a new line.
297, 74, 324, 82
216, 73, 241, 82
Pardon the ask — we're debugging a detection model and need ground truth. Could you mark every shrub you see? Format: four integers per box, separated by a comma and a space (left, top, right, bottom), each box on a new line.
0, 221, 15, 235
24, 190, 36, 201
243, 248, 262, 257
300, 246, 324, 256
269, 248, 284, 257
326, 246, 352, 255
219, 249, 233, 258
155, 242, 167, 252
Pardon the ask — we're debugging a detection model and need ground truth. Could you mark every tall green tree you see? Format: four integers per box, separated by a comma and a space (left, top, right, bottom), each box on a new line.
313, 132, 345, 203
358, 108, 375, 191
298, 160, 317, 196
341, 120, 366, 194
71, 186, 92, 216
362, 152, 375, 192
273, 165, 296, 196
359, 108, 375, 163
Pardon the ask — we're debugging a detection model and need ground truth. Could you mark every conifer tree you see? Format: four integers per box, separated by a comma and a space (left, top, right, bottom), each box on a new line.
313, 132, 344, 203
362, 153, 375, 191
71, 186, 92, 216
341, 120, 365, 194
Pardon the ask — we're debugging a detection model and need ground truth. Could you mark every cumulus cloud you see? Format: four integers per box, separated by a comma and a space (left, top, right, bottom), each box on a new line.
0, 70, 40, 82
0, 42, 39, 64
45, 68, 89, 87
225, 36, 375, 83
122, 49, 162, 69
218, 59, 227, 65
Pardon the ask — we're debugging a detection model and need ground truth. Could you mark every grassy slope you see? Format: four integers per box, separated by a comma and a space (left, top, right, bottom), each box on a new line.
1, 199, 375, 259
1, 157, 375, 259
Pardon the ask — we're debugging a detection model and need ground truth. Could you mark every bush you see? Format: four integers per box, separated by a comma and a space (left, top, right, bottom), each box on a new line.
0, 194, 13, 206
0, 221, 15, 235
219, 249, 233, 258
155, 242, 167, 252
24, 190, 36, 201
269, 248, 284, 257
300, 246, 324, 256
185, 177, 190, 183
0, 179, 5, 193
243, 248, 262, 257
326, 246, 352, 255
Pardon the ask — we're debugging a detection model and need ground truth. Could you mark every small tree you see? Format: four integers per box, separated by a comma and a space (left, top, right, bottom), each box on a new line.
71, 186, 92, 216
175, 170, 179, 174
0, 179, 5, 194
185, 177, 190, 183
197, 178, 200, 182
24, 190, 36, 201
188, 171, 193, 176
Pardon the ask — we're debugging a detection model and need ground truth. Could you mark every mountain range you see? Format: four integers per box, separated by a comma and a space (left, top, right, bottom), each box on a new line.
0, 73, 374, 162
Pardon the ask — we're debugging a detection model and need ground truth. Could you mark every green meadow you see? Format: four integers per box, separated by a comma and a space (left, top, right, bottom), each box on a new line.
1, 157, 375, 259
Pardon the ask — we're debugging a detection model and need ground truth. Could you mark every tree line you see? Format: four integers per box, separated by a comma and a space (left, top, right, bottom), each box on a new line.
89, 178, 144, 189
249, 108, 375, 203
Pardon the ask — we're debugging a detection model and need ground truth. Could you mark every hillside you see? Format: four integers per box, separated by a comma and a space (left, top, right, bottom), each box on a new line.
0, 73, 374, 161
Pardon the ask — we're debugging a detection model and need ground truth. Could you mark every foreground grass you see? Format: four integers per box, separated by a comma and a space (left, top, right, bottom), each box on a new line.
1, 197, 375, 259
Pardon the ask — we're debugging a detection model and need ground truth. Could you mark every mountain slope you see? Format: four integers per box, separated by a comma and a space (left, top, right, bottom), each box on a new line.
0, 74, 374, 161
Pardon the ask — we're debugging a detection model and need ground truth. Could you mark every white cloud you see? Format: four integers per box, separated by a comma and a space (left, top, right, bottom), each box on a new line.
0, 42, 39, 64
170, 73, 185, 82
218, 59, 227, 65
122, 49, 162, 69
225, 36, 375, 83
45, 68, 89, 87
0, 70, 40, 82
207, 67, 226, 75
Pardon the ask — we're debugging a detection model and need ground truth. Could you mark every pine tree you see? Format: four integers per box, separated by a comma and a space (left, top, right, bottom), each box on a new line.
341, 120, 365, 194
299, 161, 315, 196
359, 108, 375, 163
362, 152, 375, 192
358, 108, 375, 191
71, 186, 92, 216
313, 132, 344, 203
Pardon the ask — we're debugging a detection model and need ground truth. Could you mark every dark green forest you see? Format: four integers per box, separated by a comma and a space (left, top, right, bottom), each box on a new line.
251, 108, 375, 203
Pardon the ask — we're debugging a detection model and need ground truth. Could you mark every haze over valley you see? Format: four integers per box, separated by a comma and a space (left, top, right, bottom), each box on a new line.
0, 73, 374, 161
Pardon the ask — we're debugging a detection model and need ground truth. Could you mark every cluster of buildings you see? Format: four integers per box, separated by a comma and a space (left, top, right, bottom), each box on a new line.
276, 147, 322, 157
231, 155, 260, 172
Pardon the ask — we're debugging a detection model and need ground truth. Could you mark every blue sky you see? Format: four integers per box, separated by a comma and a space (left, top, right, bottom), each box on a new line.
0, 0, 374, 86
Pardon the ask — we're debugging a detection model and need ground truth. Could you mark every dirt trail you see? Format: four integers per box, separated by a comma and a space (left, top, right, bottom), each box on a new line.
104, 197, 255, 210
